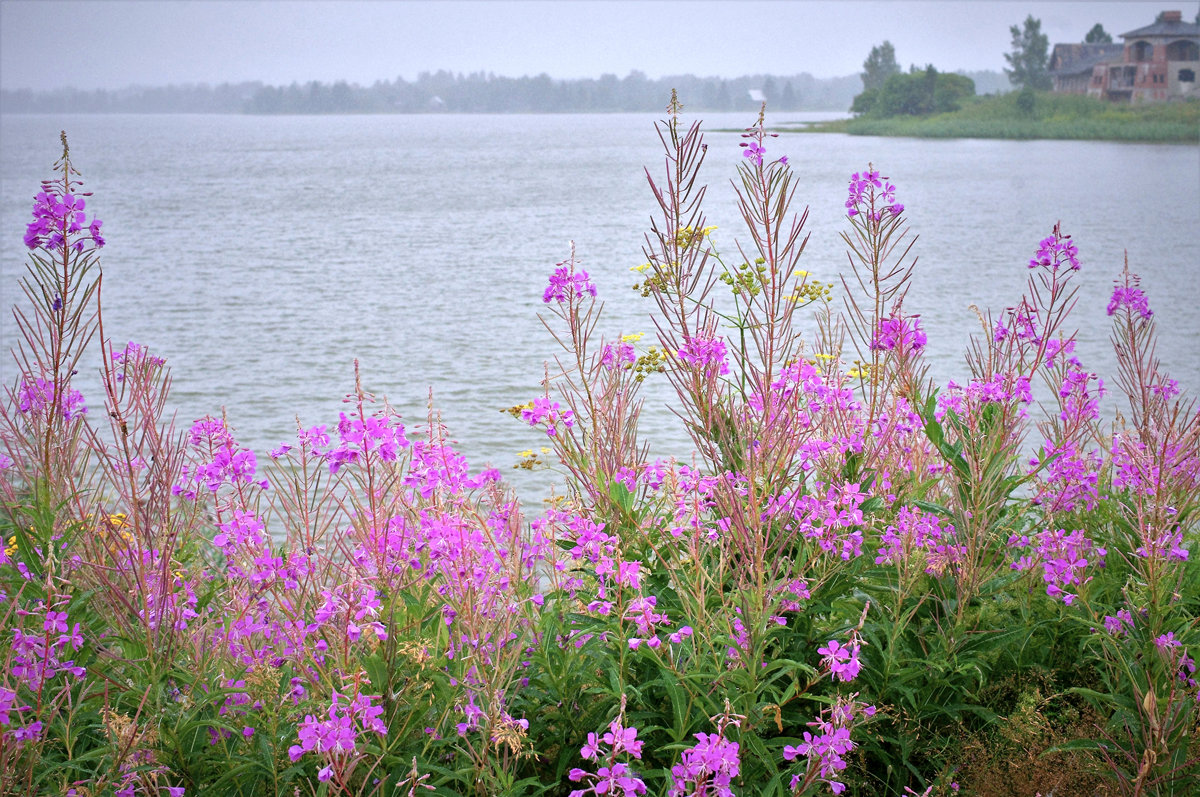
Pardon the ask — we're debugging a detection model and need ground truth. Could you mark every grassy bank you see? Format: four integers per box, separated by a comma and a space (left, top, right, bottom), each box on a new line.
784, 91, 1199, 143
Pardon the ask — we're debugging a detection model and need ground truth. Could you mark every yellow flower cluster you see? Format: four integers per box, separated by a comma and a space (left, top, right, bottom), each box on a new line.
846, 361, 874, 380
674, 225, 718, 250
500, 401, 535, 420
513, 446, 554, 470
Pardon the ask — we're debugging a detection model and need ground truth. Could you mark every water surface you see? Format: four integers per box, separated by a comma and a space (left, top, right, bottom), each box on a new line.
2, 113, 1197, 501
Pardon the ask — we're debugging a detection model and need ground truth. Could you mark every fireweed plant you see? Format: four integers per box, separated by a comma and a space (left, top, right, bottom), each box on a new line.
1, 100, 1197, 796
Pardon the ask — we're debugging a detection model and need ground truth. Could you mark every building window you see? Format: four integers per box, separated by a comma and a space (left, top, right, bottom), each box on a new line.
1131, 40, 1154, 61
1166, 40, 1200, 61
1181, 69, 1197, 83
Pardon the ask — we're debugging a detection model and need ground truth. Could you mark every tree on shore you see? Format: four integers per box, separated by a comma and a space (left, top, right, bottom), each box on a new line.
861, 41, 902, 91
1084, 23, 1113, 44
1005, 15, 1052, 90
851, 64, 974, 116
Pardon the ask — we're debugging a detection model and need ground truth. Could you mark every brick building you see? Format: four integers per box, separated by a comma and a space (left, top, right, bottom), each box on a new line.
1049, 43, 1124, 94
1050, 10, 1200, 102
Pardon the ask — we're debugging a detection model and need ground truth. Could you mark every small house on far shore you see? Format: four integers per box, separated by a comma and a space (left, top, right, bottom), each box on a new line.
1050, 9, 1200, 102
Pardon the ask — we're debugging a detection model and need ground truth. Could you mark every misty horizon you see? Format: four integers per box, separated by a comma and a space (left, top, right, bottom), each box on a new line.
2, 1, 1190, 94
0, 68, 1018, 116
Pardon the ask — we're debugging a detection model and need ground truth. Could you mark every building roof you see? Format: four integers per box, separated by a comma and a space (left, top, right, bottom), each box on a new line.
1049, 43, 1124, 75
1121, 18, 1200, 39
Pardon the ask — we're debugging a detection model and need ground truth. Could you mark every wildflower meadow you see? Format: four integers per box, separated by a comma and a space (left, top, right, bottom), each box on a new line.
1, 97, 1197, 796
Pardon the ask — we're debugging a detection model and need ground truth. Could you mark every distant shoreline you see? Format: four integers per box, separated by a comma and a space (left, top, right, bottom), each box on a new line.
0, 70, 1013, 116
769, 92, 1200, 144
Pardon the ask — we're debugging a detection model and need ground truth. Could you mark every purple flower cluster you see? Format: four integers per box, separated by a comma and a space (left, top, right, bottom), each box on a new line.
173, 417, 268, 499
10, 603, 85, 688
936, 374, 1033, 422
769, 481, 868, 561
874, 505, 960, 575
1028, 226, 1080, 271
818, 636, 863, 683
0, 686, 34, 745
544, 262, 598, 304
624, 596, 669, 650
777, 578, 811, 613
1154, 634, 1198, 697
1031, 440, 1102, 514
1009, 528, 1106, 605
846, 169, 903, 220
313, 581, 388, 645
668, 730, 740, 797
568, 711, 647, 797
16, 378, 87, 421
1103, 608, 1134, 636
121, 547, 199, 631
1058, 368, 1104, 425
323, 411, 408, 473
111, 340, 166, 369
287, 690, 388, 781
5, 601, 85, 745
1110, 431, 1198, 505
404, 438, 499, 500
1042, 338, 1079, 370
521, 397, 576, 437
870, 315, 926, 356
677, 336, 730, 377
1107, 283, 1153, 321
24, 189, 104, 252
783, 698, 876, 795
669, 465, 721, 540
993, 303, 1041, 347
1135, 526, 1190, 563
601, 340, 637, 370
110, 341, 167, 389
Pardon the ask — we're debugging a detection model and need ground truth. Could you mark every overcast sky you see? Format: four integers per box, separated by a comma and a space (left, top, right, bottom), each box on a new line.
0, 1, 1191, 91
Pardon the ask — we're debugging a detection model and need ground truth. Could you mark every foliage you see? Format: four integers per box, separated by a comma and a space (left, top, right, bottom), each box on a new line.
1084, 23, 1113, 45
1, 98, 1198, 797
860, 41, 901, 92
851, 66, 974, 118
1005, 15, 1052, 91
1015, 87, 1036, 116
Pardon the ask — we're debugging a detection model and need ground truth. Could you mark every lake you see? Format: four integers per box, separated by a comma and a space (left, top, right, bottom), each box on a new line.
1, 112, 1198, 502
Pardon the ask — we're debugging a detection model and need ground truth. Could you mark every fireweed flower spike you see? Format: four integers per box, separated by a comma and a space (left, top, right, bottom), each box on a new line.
24, 188, 105, 252
783, 697, 877, 795
1028, 223, 1080, 271
846, 168, 903, 220
569, 697, 647, 797
668, 704, 744, 797
544, 251, 598, 304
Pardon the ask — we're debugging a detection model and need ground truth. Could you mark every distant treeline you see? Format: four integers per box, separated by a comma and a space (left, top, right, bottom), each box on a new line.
1, 69, 1011, 115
